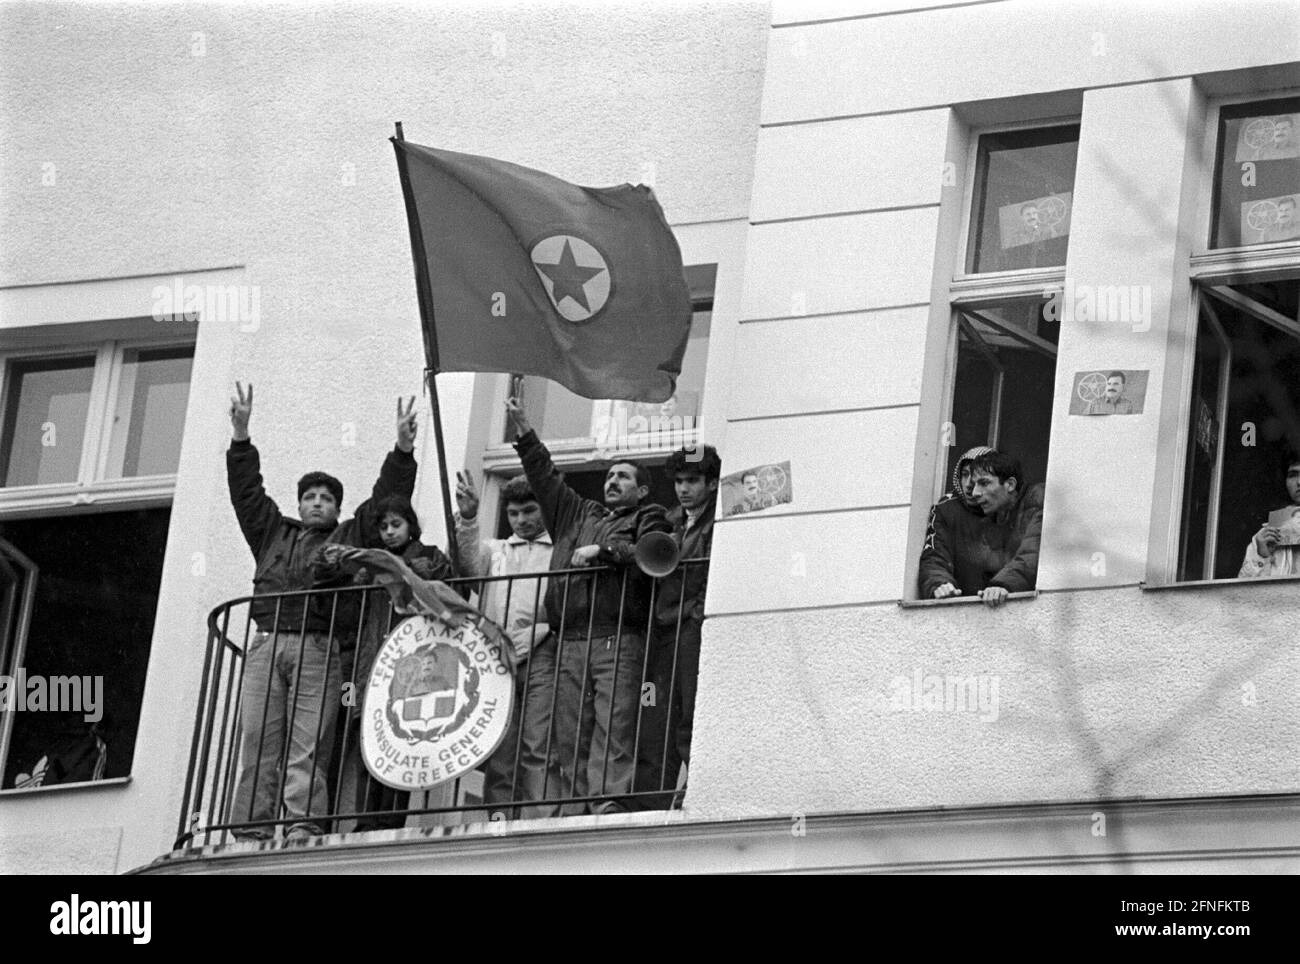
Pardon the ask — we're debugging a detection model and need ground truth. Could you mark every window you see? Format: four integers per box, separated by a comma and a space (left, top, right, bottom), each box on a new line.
0, 341, 195, 503
0, 355, 97, 487
1170, 93, 1300, 583
482, 264, 716, 531
0, 337, 193, 788
1209, 96, 1300, 249
965, 125, 1080, 274
913, 121, 1079, 601
1176, 278, 1300, 580
946, 299, 1059, 492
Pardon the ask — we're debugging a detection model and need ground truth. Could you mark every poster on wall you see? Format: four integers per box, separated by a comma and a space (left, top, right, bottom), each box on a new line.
1234, 112, 1300, 162
997, 192, 1072, 249
720, 461, 793, 517
1240, 193, 1300, 244
1068, 369, 1149, 416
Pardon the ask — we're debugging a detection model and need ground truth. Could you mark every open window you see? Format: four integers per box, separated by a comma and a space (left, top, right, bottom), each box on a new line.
0, 338, 193, 788
482, 264, 716, 536
947, 299, 1060, 491
1176, 277, 1300, 580
1173, 92, 1300, 582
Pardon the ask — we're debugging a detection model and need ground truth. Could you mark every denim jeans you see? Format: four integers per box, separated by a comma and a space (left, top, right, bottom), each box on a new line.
231, 630, 341, 836
480, 662, 531, 811
521, 631, 645, 816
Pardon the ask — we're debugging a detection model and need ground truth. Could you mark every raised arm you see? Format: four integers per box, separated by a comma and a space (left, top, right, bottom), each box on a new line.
350, 396, 420, 544
507, 396, 591, 537
454, 470, 492, 578
225, 382, 283, 556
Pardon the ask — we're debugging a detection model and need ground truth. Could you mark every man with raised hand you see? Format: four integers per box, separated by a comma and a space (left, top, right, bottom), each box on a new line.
226, 384, 418, 839
454, 470, 553, 813
504, 395, 670, 815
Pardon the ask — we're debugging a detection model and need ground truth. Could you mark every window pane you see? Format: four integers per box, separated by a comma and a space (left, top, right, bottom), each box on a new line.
506, 309, 710, 446
1177, 306, 1227, 581
105, 347, 194, 479
1185, 280, 1300, 579
1211, 98, 1300, 249
947, 300, 1059, 491
0, 508, 171, 786
966, 126, 1080, 274
0, 356, 96, 487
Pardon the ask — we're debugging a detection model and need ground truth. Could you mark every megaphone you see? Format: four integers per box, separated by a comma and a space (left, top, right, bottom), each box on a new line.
635, 531, 681, 578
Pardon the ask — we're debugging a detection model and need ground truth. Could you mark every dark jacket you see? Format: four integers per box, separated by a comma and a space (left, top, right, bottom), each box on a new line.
919, 483, 1044, 598
515, 430, 671, 637
653, 500, 714, 629
226, 438, 417, 635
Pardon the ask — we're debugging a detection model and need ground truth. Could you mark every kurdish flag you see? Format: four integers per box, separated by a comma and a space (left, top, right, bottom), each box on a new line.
392, 136, 693, 403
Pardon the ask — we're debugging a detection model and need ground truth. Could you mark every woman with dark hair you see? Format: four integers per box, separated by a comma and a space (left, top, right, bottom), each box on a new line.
321, 494, 456, 831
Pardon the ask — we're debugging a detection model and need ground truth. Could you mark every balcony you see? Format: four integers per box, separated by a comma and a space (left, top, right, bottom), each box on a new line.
172, 560, 708, 854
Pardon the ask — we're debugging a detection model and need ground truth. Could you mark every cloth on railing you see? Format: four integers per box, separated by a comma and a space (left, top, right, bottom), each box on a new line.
341, 548, 515, 673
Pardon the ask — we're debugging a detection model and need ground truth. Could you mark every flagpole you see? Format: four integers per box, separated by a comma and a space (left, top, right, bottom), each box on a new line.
392, 121, 462, 577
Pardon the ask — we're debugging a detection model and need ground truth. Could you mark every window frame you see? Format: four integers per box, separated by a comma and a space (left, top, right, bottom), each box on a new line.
1149, 88, 1300, 586
933, 117, 1079, 511
474, 276, 716, 536
953, 115, 1083, 285
0, 335, 195, 520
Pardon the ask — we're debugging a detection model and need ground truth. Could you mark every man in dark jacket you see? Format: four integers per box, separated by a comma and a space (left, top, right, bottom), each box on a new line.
225, 383, 418, 839
635, 444, 719, 807
920, 448, 1043, 609
505, 396, 670, 815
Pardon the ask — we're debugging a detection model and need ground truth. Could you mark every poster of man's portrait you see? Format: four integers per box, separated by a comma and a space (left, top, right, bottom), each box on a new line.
720, 461, 793, 517
1235, 113, 1300, 162
997, 192, 1072, 249
1241, 194, 1300, 244
1068, 369, 1149, 416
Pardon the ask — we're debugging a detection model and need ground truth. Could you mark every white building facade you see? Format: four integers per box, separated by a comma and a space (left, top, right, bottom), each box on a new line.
1, 0, 1297, 874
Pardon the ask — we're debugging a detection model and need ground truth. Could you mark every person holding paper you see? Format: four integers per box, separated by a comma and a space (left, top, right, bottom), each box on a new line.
1239, 452, 1300, 578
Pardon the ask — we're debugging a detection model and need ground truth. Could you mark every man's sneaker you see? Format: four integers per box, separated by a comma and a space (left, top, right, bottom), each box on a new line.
284, 823, 322, 842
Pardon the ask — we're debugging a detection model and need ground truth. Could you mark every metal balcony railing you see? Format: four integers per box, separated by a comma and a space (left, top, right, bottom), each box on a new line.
175, 560, 707, 848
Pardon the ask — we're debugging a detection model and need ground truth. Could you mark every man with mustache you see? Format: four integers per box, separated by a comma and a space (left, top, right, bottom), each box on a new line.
505, 396, 670, 815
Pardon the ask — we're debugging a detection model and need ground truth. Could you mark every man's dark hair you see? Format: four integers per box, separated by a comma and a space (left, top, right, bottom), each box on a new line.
501, 474, 537, 506
1282, 449, 1300, 473
375, 494, 421, 543
297, 471, 342, 507
666, 444, 721, 482
742, 471, 758, 482
970, 451, 1023, 489
606, 460, 653, 492
1107, 370, 1126, 383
